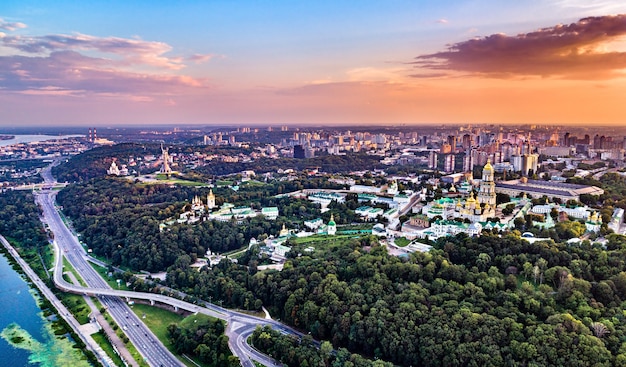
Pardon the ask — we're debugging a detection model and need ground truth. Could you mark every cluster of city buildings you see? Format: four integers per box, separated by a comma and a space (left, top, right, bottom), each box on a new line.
399, 160, 608, 240
0, 136, 94, 160
148, 135, 610, 254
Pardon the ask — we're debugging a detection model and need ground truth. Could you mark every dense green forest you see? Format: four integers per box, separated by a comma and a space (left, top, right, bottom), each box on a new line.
161, 230, 626, 366
569, 172, 626, 208
0, 190, 48, 249
248, 233, 626, 366
57, 178, 277, 270
193, 153, 384, 176
250, 325, 393, 367
167, 316, 239, 367
51, 143, 251, 183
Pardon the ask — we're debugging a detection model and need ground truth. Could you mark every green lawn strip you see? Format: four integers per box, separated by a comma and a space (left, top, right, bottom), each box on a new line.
91, 331, 125, 367
291, 233, 360, 245
130, 304, 184, 344
91, 297, 106, 314
222, 246, 248, 257
139, 179, 206, 187
62, 257, 88, 286
394, 237, 410, 247
231, 309, 265, 318
130, 304, 216, 367
227, 250, 247, 260
12, 239, 53, 280
178, 180, 208, 187
153, 174, 206, 186
56, 292, 91, 325
241, 180, 264, 186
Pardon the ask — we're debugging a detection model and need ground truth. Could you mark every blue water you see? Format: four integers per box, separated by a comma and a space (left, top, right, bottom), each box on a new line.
0, 254, 50, 366
0, 135, 83, 147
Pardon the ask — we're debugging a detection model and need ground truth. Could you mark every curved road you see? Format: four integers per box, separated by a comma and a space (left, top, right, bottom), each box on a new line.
38, 189, 183, 367
37, 162, 303, 367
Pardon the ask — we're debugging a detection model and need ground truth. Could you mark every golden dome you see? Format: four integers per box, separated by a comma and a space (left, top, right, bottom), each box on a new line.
483, 158, 493, 171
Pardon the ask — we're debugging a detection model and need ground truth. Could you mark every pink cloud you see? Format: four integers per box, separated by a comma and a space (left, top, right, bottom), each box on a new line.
0, 51, 209, 96
0, 18, 27, 31
0, 24, 214, 100
2, 33, 185, 69
18, 86, 85, 97
415, 14, 626, 79
187, 53, 215, 64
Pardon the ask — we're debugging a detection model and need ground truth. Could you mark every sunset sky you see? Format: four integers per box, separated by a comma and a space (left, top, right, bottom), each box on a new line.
1, 0, 626, 126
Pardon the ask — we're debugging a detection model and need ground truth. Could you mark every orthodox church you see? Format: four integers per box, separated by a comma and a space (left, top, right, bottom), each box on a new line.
190, 190, 217, 212
477, 159, 497, 206
422, 160, 497, 223
327, 214, 337, 235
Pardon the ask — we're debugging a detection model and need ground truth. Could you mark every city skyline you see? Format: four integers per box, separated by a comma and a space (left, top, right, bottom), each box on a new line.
1, 1, 626, 126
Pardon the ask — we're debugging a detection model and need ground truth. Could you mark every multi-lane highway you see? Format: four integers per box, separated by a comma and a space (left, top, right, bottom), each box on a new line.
37, 189, 183, 367
36, 162, 303, 367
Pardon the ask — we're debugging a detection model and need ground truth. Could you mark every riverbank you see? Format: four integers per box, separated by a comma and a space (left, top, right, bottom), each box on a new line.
0, 235, 106, 366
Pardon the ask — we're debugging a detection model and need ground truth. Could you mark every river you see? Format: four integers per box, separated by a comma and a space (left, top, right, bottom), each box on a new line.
0, 253, 90, 366
0, 135, 83, 147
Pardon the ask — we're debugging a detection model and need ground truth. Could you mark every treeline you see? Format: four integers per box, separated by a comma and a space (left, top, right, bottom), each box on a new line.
167, 316, 239, 367
569, 172, 626, 208
250, 325, 393, 367
194, 153, 383, 176
0, 190, 47, 249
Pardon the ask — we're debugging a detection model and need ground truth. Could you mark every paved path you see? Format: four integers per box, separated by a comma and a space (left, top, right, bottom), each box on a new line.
66, 270, 139, 367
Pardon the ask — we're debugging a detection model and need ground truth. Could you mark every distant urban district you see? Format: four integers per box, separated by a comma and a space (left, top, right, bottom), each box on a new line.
4, 123, 626, 366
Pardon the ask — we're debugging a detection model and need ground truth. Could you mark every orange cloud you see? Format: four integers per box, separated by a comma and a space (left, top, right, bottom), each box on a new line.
415, 14, 626, 79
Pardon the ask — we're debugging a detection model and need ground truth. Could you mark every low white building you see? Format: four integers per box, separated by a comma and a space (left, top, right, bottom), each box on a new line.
261, 207, 279, 220
304, 218, 324, 230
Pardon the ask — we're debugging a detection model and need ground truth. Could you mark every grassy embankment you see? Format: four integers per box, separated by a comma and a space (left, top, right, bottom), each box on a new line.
394, 237, 410, 247
130, 303, 217, 367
